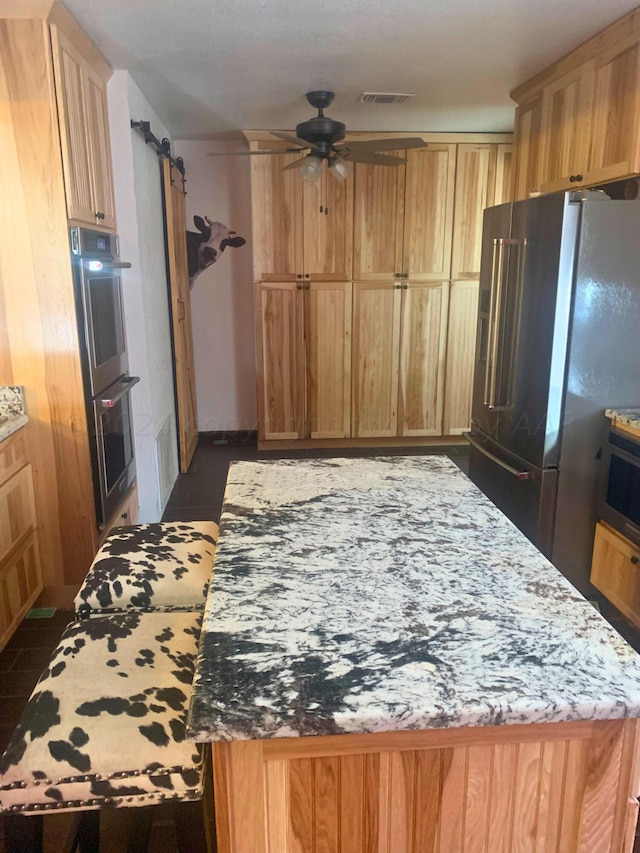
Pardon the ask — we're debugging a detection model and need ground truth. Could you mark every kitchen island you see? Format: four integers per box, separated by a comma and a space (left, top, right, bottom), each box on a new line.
188, 456, 640, 853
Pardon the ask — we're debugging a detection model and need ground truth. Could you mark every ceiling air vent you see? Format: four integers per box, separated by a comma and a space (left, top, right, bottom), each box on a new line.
359, 92, 415, 105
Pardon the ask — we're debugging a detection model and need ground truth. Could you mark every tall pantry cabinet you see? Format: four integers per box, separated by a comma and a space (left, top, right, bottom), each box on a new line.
248, 132, 512, 448
0, 1, 119, 604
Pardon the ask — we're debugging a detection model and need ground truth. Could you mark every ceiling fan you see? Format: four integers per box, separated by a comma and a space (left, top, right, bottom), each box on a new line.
208, 91, 427, 182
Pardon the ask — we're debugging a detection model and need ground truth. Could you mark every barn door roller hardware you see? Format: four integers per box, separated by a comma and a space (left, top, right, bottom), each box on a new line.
130, 120, 185, 175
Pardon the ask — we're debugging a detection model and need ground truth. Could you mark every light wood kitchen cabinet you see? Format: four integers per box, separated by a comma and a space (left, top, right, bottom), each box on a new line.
512, 96, 543, 199
248, 132, 511, 445
0, 5, 109, 600
0, 430, 42, 652
511, 7, 640, 197
451, 144, 496, 279
255, 281, 352, 441
256, 282, 305, 440
443, 280, 480, 435
588, 34, 640, 184
249, 141, 352, 281
353, 144, 456, 281
307, 281, 352, 439
398, 281, 449, 436
352, 280, 448, 438
352, 282, 401, 438
591, 521, 640, 629
538, 62, 595, 194
51, 22, 116, 229
493, 144, 513, 205
100, 482, 139, 543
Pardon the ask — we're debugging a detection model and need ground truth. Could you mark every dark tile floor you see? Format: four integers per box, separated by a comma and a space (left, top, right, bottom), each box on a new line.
1, 433, 639, 849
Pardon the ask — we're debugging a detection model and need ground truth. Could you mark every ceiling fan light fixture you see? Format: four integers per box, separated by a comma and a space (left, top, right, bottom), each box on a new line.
300, 155, 322, 183
329, 158, 352, 182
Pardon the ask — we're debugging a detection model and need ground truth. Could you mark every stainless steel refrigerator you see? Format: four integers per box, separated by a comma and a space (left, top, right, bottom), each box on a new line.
466, 190, 640, 595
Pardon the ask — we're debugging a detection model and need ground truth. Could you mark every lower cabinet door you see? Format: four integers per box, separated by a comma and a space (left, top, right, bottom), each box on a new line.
443, 280, 480, 435
257, 282, 305, 440
398, 281, 449, 436
307, 282, 352, 439
0, 534, 42, 652
352, 282, 402, 438
591, 521, 640, 628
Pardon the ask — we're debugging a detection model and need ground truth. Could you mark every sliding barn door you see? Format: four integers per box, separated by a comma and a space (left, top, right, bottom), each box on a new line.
162, 159, 198, 472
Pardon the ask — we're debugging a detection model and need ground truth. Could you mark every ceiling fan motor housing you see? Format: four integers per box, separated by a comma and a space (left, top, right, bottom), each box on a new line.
295, 116, 346, 155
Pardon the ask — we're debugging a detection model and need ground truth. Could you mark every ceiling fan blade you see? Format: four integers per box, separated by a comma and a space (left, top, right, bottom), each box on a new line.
207, 149, 302, 156
340, 150, 406, 166
269, 131, 310, 148
282, 156, 309, 171
337, 138, 427, 153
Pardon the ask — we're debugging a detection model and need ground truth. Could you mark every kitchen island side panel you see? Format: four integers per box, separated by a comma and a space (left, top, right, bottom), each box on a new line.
213, 719, 640, 853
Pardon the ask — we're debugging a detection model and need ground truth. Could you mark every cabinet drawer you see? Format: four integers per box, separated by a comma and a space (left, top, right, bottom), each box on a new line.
0, 464, 36, 565
591, 521, 640, 628
99, 481, 138, 542
0, 430, 28, 488
0, 533, 42, 652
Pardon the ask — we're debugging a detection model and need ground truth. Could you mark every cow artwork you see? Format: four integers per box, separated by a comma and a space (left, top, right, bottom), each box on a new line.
186, 215, 246, 287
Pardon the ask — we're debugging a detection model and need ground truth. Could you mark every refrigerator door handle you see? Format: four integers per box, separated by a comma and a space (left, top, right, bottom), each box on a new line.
484, 239, 505, 407
464, 432, 532, 480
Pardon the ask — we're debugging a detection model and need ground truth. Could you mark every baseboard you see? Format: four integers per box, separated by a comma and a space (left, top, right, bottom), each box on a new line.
258, 436, 470, 451
198, 431, 258, 447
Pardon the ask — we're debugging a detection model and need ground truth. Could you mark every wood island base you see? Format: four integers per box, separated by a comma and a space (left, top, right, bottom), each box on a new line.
212, 719, 640, 853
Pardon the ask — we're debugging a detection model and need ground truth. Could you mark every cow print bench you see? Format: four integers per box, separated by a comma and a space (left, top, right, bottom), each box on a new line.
74, 521, 218, 619
0, 611, 211, 852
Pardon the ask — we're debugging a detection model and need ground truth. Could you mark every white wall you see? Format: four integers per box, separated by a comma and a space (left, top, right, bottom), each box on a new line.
173, 139, 256, 432
107, 70, 178, 521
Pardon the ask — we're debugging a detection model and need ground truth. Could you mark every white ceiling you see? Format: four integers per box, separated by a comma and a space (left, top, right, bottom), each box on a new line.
62, 0, 638, 139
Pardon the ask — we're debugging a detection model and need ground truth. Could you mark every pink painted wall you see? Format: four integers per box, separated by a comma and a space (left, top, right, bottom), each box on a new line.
174, 138, 256, 432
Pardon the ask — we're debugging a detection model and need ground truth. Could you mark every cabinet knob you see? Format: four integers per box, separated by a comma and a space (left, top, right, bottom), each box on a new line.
296, 283, 303, 290
394, 283, 402, 289
575, 174, 583, 182
297, 274, 302, 279
121, 511, 128, 520
631, 555, 639, 565
95, 211, 105, 220
394, 273, 402, 278
304, 274, 310, 279
402, 283, 408, 289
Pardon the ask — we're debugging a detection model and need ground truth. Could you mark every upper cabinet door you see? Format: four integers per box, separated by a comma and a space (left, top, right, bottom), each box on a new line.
493, 144, 513, 205
353, 157, 405, 280
451, 144, 496, 280
51, 25, 116, 229
402, 144, 456, 280
512, 96, 543, 200
538, 61, 595, 193
84, 67, 116, 230
586, 35, 640, 184
303, 165, 353, 280
51, 25, 95, 225
250, 145, 304, 281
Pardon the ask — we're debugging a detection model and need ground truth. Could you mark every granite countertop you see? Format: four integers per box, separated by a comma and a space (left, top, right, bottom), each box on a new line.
187, 456, 640, 742
0, 387, 27, 442
605, 408, 640, 432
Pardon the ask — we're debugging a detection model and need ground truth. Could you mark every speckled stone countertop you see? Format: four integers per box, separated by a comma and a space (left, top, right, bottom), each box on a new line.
605, 408, 640, 433
187, 457, 640, 742
0, 387, 27, 442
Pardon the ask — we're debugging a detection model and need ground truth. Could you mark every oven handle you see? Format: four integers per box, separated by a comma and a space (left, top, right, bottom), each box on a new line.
99, 376, 140, 409
84, 260, 132, 272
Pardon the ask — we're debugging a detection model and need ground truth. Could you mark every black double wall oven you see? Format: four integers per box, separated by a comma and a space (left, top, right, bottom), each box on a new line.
70, 227, 139, 529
